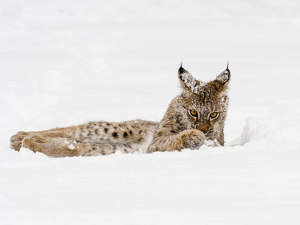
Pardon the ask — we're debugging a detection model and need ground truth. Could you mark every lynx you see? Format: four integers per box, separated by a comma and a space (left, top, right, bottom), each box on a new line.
10, 65, 230, 157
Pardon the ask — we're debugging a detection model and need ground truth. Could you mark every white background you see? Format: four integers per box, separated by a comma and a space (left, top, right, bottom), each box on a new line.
0, 0, 300, 224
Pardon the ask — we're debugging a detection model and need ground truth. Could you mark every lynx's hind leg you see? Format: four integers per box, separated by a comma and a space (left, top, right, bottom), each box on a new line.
21, 135, 115, 157
22, 135, 85, 157
10, 127, 75, 152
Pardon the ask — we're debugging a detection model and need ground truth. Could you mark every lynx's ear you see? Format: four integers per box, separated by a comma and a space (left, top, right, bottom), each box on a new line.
212, 64, 231, 92
178, 64, 201, 92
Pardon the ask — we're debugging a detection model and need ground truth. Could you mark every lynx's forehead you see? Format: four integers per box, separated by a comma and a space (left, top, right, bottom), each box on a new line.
183, 83, 216, 103
180, 86, 228, 113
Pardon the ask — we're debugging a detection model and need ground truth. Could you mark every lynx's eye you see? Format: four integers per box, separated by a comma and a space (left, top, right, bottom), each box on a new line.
210, 112, 219, 119
189, 110, 198, 117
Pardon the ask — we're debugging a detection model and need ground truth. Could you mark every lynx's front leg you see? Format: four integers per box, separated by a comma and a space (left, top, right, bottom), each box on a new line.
148, 129, 206, 153
170, 129, 206, 151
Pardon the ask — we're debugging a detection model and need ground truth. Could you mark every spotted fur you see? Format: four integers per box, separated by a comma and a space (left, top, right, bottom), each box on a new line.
10, 65, 230, 157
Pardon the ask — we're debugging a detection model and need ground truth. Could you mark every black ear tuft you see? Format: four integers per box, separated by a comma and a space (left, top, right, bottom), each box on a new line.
226, 61, 230, 74
178, 63, 186, 75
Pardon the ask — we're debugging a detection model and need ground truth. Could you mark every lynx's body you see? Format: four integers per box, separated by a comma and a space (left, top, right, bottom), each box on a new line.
10, 65, 230, 157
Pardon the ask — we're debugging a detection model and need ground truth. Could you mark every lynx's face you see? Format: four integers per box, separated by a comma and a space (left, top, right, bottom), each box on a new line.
177, 65, 230, 139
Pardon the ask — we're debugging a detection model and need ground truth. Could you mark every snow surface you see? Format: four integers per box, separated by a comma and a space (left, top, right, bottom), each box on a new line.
1, 0, 300, 224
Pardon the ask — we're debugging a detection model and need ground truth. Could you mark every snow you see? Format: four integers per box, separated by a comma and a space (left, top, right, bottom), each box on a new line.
231, 101, 300, 151
1, 0, 300, 224
68, 144, 75, 150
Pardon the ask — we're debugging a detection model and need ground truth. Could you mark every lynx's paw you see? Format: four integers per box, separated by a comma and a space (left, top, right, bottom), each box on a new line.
10, 132, 46, 153
22, 136, 46, 153
171, 129, 206, 151
10, 132, 30, 151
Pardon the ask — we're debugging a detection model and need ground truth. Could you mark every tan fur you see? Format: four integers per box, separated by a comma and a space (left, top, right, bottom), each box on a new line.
10, 65, 230, 157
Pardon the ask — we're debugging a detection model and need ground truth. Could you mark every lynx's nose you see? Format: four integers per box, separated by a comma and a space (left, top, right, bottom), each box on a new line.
197, 124, 210, 133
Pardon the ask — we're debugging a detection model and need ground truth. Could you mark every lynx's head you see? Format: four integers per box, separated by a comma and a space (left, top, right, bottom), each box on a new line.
176, 64, 230, 143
